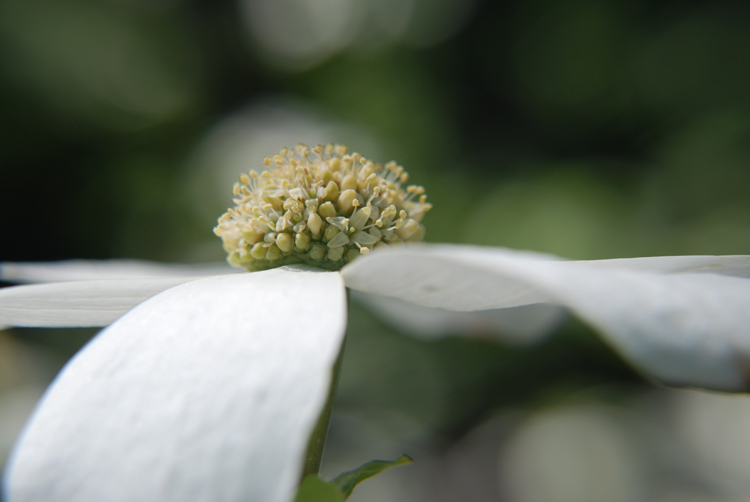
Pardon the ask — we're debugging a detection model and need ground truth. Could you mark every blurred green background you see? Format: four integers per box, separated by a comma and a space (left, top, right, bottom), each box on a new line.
2, 0, 750, 500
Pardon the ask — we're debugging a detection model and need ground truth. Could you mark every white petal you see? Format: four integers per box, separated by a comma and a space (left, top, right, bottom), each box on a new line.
342, 245, 558, 310
4, 268, 347, 502
342, 245, 750, 390
0, 260, 237, 284
0, 277, 199, 328
573, 255, 750, 278
352, 290, 566, 345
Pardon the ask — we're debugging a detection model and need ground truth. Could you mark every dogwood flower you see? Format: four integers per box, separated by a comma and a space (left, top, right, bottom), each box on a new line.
2, 144, 750, 502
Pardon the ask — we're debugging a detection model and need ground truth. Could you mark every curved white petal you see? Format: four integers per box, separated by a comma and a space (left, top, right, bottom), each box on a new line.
342, 245, 750, 390
352, 291, 566, 345
574, 255, 750, 278
343, 245, 558, 310
0, 260, 237, 284
4, 268, 347, 502
0, 277, 199, 328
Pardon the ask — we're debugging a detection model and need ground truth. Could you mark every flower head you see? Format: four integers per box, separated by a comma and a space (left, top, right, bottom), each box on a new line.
2, 146, 750, 502
214, 143, 431, 271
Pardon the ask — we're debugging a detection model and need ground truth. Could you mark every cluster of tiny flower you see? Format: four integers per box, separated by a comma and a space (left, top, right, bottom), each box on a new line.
214, 143, 432, 271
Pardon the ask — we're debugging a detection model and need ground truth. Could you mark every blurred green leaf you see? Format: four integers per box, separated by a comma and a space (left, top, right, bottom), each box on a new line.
294, 456, 413, 502
507, 0, 636, 131
0, 0, 199, 132
331, 455, 413, 499
294, 476, 344, 502
291, 51, 457, 172
464, 167, 642, 259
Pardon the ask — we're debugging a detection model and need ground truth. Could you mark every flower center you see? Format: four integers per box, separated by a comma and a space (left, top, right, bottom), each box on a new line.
214, 143, 431, 271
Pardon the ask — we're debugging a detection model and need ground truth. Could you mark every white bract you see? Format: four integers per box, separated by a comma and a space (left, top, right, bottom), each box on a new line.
2, 145, 750, 502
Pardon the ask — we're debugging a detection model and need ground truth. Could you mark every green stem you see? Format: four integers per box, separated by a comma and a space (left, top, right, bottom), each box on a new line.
301, 335, 346, 478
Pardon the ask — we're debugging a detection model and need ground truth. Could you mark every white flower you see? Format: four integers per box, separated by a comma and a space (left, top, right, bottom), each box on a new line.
1, 145, 750, 502
2, 249, 750, 502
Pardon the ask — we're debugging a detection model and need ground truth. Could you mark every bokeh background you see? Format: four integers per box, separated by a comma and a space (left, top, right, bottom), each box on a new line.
2, 0, 750, 500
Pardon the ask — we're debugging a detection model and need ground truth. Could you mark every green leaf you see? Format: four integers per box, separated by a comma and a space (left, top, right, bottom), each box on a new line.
294, 475, 345, 502
331, 455, 414, 499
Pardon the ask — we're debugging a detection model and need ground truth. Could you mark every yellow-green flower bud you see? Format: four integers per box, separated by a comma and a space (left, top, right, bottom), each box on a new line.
276, 233, 294, 253
340, 175, 357, 191
337, 190, 358, 216
327, 246, 345, 262
321, 181, 339, 202
250, 242, 266, 260
295, 232, 311, 251
265, 244, 282, 261
307, 212, 323, 237
309, 243, 326, 261
323, 225, 340, 243
318, 201, 337, 218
